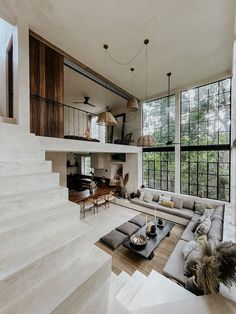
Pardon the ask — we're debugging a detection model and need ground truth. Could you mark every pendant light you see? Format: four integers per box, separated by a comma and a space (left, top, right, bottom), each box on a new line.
96, 44, 117, 126
166, 72, 173, 144
127, 67, 139, 111
137, 39, 155, 147
96, 106, 117, 126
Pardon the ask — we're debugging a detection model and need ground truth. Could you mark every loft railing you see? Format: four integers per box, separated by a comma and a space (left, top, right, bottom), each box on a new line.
30, 94, 137, 144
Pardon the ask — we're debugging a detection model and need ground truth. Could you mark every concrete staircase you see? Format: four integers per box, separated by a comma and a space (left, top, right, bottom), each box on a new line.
109, 271, 236, 314
0, 122, 111, 314
109, 270, 195, 314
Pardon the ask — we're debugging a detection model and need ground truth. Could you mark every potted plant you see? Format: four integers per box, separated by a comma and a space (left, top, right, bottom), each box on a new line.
186, 241, 236, 295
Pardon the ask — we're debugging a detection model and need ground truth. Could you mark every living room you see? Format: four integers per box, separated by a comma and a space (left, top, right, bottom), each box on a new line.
0, 1, 236, 313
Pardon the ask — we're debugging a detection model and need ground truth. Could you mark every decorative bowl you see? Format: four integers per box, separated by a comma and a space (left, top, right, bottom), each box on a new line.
130, 234, 147, 249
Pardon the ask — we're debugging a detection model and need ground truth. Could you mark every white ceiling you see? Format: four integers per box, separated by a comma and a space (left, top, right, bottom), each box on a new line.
0, 0, 235, 99
64, 65, 126, 113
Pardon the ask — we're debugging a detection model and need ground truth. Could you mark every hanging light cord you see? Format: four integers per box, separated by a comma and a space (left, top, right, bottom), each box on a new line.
106, 44, 145, 66
104, 45, 108, 107
145, 43, 148, 101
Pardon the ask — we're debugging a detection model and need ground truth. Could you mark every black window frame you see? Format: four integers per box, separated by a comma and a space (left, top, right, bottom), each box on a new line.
143, 146, 175, 192
180, 77, 231, 202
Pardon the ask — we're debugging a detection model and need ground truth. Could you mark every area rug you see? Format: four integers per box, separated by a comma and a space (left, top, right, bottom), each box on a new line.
96, 215, 184, 276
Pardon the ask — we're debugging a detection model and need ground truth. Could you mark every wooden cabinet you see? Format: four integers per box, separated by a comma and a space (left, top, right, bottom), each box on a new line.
91, 154, 105, 169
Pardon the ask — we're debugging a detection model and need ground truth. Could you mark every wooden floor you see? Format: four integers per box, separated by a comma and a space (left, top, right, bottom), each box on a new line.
96, 220, 184, 277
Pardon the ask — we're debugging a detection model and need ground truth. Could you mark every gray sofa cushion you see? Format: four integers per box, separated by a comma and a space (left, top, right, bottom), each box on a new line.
163, 239, 189, 285
208, 218, 223, 242
129, 214, 146, 227
156, 204, 194, 220
183, 198, 195, 210
100, 230, 128, 250
130, 198, 157, 209
181, 221, 196, 242
116, 222, 140, 236
171, 196, 183, 209
211, 205, 224, 220
194, 203, 206, 215
191, 213, 202, 223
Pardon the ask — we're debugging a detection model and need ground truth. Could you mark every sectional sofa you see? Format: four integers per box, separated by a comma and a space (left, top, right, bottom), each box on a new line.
130, 189, 225, 285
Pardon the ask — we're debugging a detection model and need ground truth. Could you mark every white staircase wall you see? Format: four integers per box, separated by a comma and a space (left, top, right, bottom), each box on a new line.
128, 270, 196, 311
0, 122, 112, 313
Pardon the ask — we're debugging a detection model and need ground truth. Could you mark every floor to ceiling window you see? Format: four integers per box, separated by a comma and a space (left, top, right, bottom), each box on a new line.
142, 95, 175, 192
180, 78, 231, 201
142, 77, 231, 201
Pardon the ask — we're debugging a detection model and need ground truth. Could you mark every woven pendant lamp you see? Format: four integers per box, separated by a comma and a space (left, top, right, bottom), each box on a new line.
96, 109, 117, 126
127, 68, 139, 111
137, 135, 155, 147
96, 44, 117, 127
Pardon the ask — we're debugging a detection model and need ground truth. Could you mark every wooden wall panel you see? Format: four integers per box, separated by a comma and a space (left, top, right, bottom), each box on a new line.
29, 35, 64, 138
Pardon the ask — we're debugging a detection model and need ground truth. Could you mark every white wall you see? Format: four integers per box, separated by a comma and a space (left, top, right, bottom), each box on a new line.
0, 17, 30, 131
45, 152, 67, 187
0, 18, 16, 117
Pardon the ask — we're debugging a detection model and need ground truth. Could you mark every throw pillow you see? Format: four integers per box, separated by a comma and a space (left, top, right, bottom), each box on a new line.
194, 217, 211, 239
206, 203, 214, 209
203, 208, 214, 218
171, 196, 183, 209
152, 193, 161, 202
160, 200, 175, 208
159, 194, 171, 202
194, 203, 206, 215
143, 193, 154, 203
139, 191, 145, 201
183, 198, 195, 210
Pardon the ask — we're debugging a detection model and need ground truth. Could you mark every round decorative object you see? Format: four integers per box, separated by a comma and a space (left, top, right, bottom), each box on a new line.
137, 135, 155, 147
130, 192, 136, 199
157, 218, 164, 227
146, 223, 157, 236
130, 234, 147, 249
127, 97, 139, 111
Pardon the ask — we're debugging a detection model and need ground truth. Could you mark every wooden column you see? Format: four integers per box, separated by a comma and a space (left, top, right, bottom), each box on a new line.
29, 35, 64, 138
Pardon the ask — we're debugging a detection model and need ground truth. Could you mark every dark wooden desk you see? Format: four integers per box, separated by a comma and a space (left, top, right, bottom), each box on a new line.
69, 186, 115, 203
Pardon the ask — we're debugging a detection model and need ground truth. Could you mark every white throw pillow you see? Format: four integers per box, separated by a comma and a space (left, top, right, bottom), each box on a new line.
143, 193, 154, 203
139, 191, 145, 201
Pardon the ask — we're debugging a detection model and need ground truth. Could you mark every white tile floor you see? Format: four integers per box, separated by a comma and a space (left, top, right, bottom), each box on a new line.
81, 203, 138, 243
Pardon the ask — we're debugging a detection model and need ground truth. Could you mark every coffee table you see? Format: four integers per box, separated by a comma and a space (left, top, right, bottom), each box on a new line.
123, 220, 174, 260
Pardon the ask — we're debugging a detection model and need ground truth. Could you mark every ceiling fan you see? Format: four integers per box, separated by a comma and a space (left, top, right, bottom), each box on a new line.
73, 96, 96, 107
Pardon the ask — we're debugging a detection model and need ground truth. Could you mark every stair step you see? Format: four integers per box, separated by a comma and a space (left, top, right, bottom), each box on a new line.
0, 172, 59, 196
0, 202, 81, 258
0, 217, 92, 307
0, 186, 68, 217
0, 200, 79, 234
132, 294, 236, 314
0, 148, 45, 161
116, 271, 146, 308
0, 160, 52, 176
110, 271, 130, 296
0, 139, 39, 152
1, 246, 111, 314
128, 270, 196, 311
